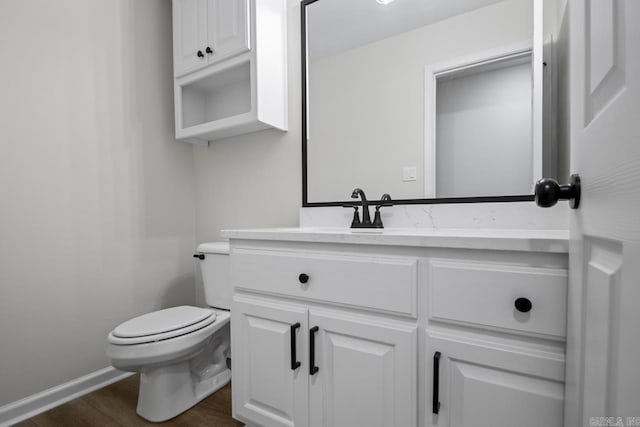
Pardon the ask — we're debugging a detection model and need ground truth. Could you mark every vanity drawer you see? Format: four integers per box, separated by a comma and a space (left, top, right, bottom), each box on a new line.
231, 248, 418, 317
428, 260, 567, 338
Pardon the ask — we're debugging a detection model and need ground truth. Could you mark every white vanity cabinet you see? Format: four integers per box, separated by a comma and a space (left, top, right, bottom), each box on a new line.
171, 0, 287, 144
230, 243, 418, 427
232, 298, 417, 427
172, 0, 248, 78
424, 258, 567, 427
224, 229, 568, 427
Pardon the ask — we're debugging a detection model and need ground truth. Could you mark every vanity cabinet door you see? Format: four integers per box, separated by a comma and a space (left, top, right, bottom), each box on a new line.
232, 298, 309, 427
426, 333, 565, 427
308, 311, 417, 427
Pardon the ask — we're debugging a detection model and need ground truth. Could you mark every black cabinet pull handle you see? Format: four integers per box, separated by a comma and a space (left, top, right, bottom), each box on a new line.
205, 46, 213, 54
298, 273, 309, 284
193, 253, 205, 260
197, 50, 204, 58
514, 297, 533, 313
433, 351, 441, 414
290, 322, 301, 370
309, 326, 319, 375
534, 174, 581, 209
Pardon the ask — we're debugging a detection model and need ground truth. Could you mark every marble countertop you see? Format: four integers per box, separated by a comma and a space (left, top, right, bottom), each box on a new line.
221, 227, 569, 253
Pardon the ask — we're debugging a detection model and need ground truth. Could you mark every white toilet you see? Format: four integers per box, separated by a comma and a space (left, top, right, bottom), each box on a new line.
106, 242, 232, 422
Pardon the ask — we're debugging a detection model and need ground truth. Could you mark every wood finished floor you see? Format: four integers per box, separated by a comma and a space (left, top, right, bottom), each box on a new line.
16, 375, 244, 427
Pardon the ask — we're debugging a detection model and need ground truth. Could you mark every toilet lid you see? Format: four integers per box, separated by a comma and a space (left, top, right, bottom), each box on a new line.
113, 306, 215, 339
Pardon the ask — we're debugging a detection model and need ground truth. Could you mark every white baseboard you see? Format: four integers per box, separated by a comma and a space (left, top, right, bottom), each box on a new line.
0, 367, 133, 427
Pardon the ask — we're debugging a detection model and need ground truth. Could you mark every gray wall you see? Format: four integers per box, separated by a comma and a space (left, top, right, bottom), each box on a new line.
0, 0, 196, 406
191, 0, 302, 305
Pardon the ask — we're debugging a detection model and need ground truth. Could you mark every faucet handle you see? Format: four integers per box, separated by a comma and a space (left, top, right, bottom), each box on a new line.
376, 193, 393, 208
350, 206, 362, 228
372, 209, 384, 228
373, 194, 392, 228
343, 205, 362, 228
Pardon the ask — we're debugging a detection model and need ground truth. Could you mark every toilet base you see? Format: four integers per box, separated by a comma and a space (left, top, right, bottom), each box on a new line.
136, 362, 231, 422
107, 310, 231, 422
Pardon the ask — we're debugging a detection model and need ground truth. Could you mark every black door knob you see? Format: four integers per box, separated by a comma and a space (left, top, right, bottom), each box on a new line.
514, 297, 532, 313
205, 46, 213, 54
534, 174, 581, 209
197, 50, 204, 58
298, 273, 309, 284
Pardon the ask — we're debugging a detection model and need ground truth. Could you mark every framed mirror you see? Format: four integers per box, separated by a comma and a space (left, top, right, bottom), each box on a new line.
301, 0, 565, 207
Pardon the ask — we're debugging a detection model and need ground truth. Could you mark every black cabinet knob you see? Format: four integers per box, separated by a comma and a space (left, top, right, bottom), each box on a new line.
298, 273, 309, 284
534, 174, 581, 209
197, 50, 204, 58
193, 253, 205, 260
205, 46, 213, 54
514, 297, 532, 313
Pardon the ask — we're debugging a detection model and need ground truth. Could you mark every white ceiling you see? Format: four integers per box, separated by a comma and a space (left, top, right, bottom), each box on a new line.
306, 0, 508, 61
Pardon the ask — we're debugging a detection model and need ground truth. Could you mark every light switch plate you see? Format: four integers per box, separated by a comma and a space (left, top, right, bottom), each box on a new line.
402, 166, 417, 182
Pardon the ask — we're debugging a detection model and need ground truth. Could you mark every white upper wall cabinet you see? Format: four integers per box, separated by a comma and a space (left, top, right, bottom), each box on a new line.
207, 0, 249, 66
173, 0, 208, 77
173, 0, 249, 78
172, 0, 287, 144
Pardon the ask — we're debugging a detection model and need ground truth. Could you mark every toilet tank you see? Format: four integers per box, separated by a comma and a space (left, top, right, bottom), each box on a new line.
197, 242, 231, 310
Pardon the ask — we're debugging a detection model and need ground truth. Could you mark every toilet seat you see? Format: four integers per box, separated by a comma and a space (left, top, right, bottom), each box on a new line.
109, 306, 217, 345
107, 310, 230, 372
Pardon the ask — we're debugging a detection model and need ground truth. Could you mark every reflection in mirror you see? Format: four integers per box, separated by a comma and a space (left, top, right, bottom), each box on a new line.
431, 50, 533, 198
303, 0, 565, 205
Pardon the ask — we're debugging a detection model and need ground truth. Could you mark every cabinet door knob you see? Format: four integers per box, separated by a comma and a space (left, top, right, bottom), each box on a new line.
205, 46, 213, 54
298, 273, 309, 284
514, 297, 532, 313
197, 50, 204, 58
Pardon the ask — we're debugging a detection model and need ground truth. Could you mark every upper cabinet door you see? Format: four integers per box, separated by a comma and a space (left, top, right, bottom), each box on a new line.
173, 0, 208, 77
207, 0, 249, 64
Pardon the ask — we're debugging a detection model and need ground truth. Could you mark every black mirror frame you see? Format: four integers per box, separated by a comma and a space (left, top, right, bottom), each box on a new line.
300, 0, 535, 208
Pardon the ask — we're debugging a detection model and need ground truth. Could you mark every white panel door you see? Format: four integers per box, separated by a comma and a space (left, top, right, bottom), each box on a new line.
565, 1, 640, 425
172, 0, 208, 76
426, 333, 565, 427
232, 297, 308, 427
207, 0, 249, 63
308, 311, 417, 427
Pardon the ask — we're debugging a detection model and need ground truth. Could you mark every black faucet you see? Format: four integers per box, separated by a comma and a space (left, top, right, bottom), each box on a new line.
351, 188, 372, 227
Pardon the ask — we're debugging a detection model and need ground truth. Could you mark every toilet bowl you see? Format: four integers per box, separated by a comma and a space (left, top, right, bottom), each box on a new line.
106, 242, 232, 422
